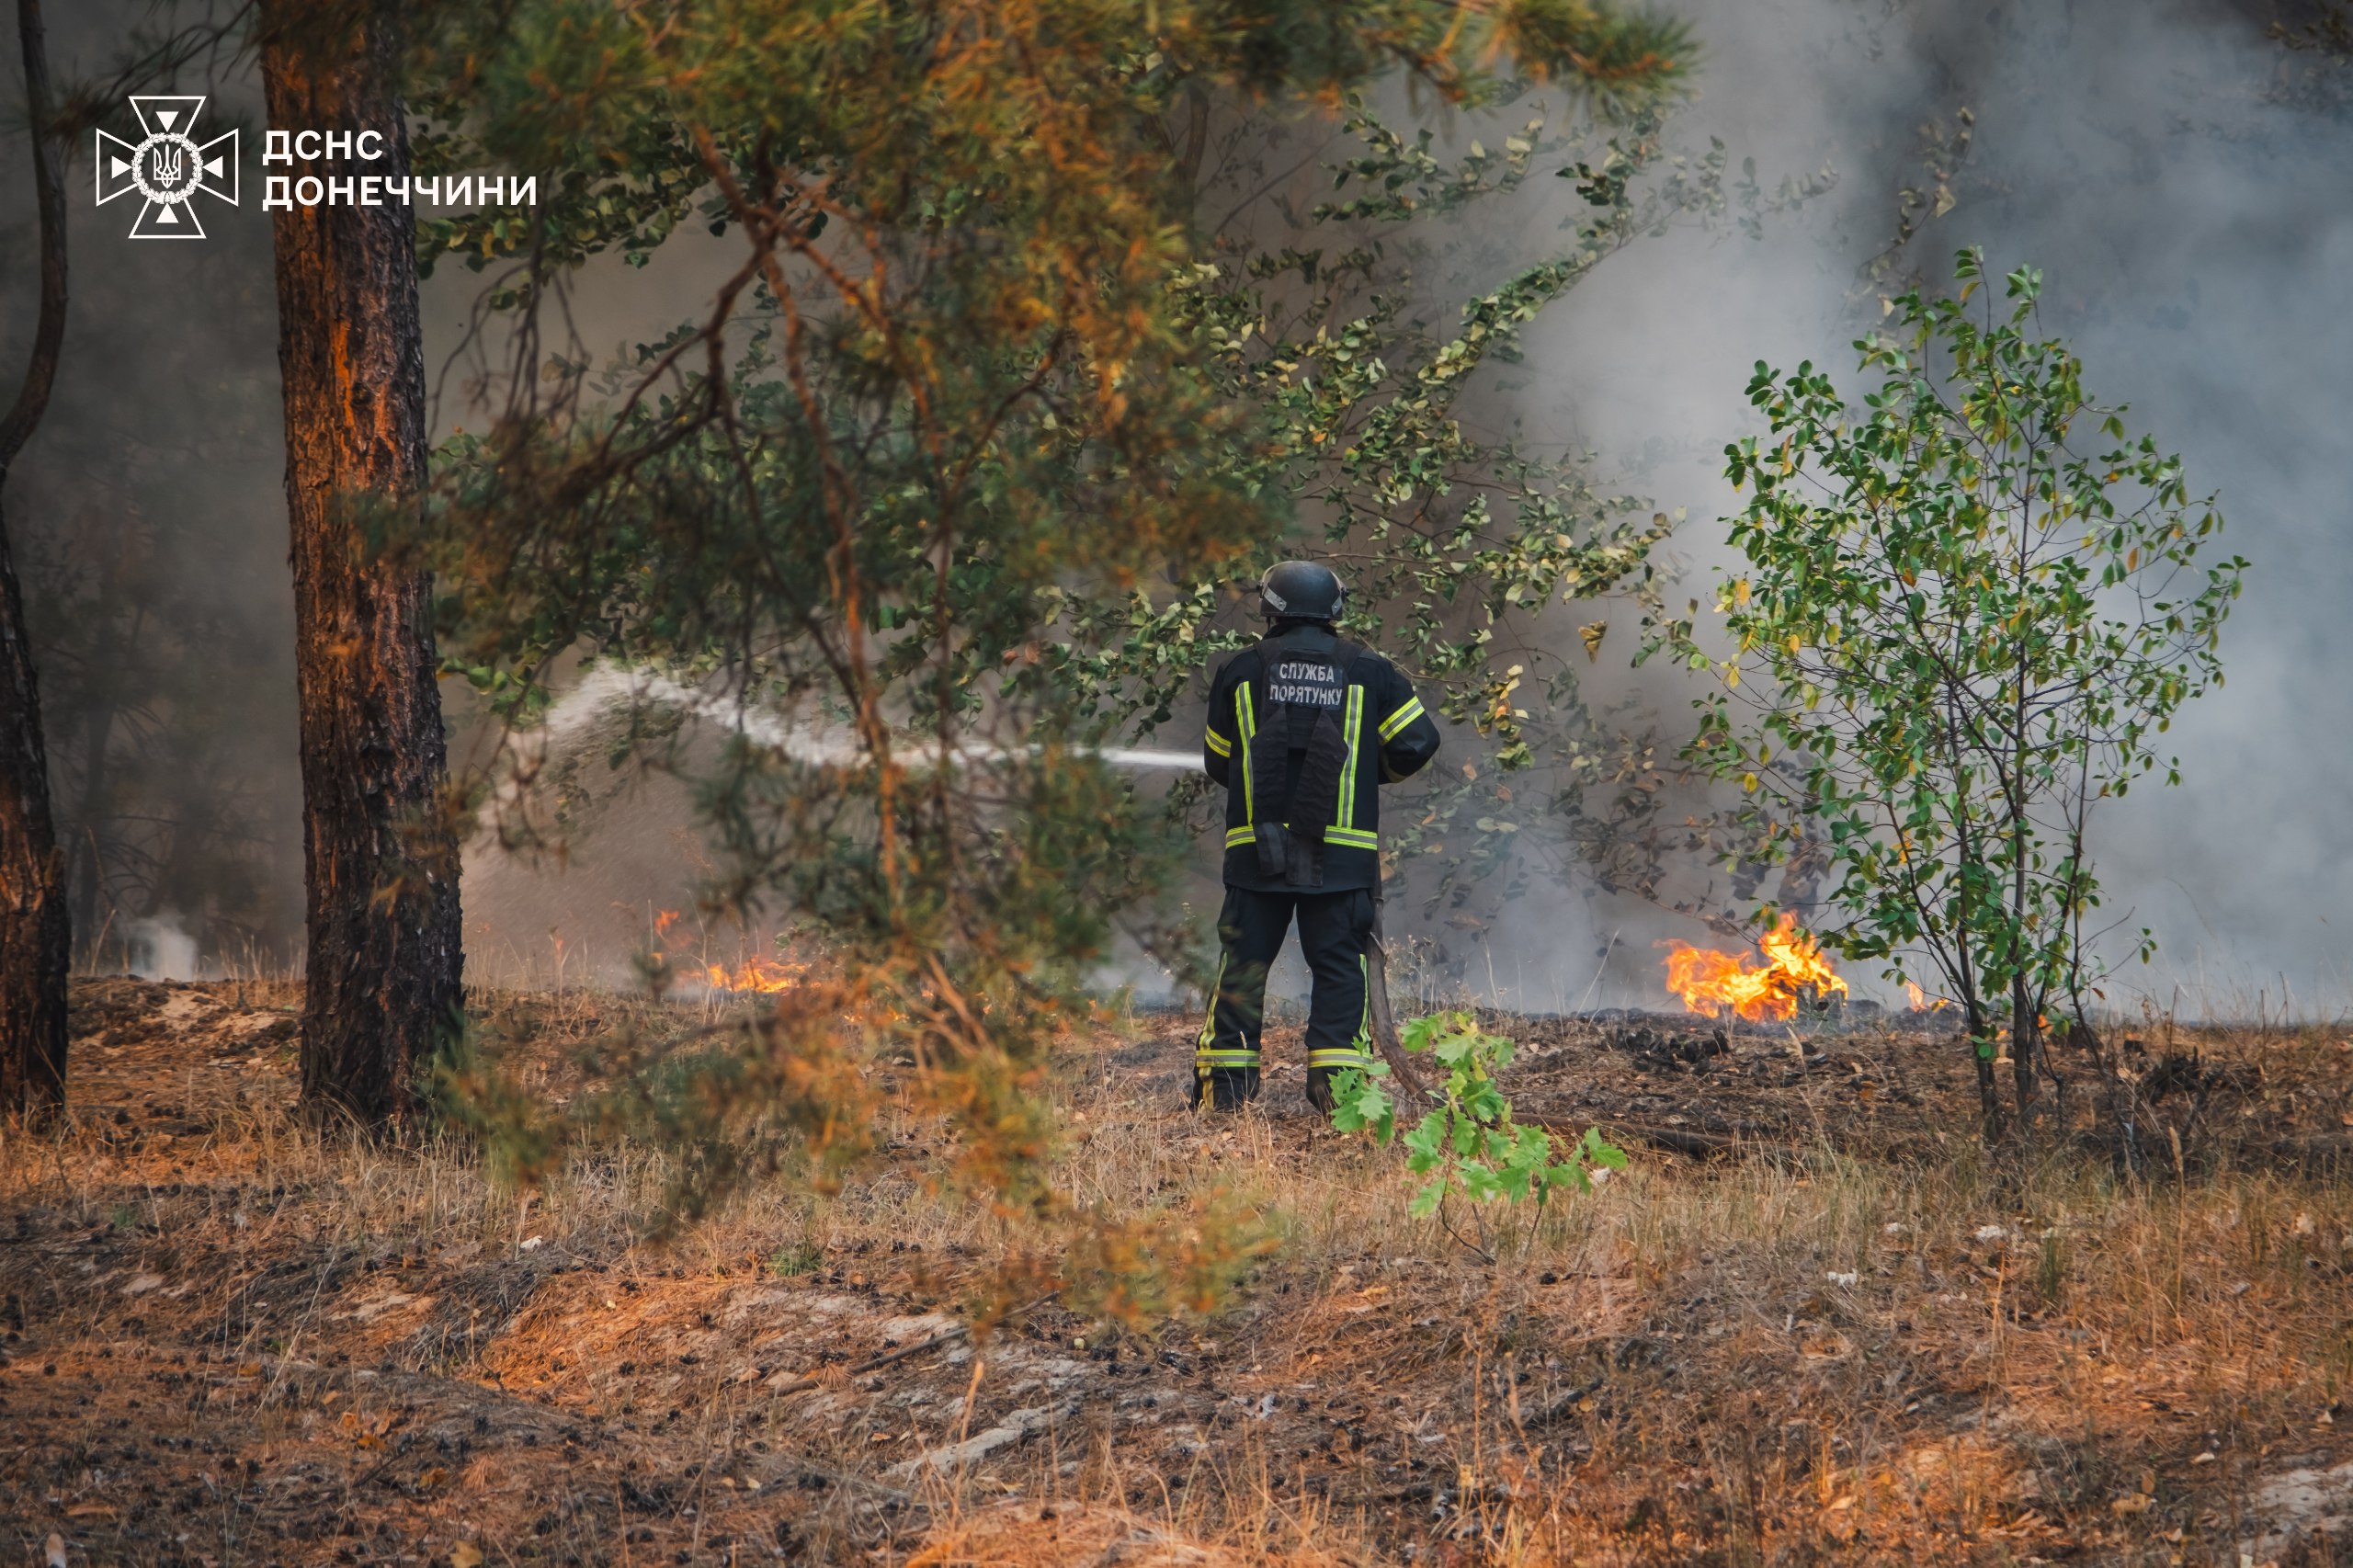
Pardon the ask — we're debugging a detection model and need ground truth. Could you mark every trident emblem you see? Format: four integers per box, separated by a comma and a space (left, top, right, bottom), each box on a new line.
95, 96, 238, 239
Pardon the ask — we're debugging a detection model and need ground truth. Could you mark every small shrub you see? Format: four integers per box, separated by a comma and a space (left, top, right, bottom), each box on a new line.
2036, 1228, 2067, 1305
1326, 1009, 1624, 1218
767, 1242, 823, 1278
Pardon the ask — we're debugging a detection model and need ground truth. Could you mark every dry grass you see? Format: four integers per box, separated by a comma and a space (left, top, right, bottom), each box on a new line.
2, 980, 2349, 1567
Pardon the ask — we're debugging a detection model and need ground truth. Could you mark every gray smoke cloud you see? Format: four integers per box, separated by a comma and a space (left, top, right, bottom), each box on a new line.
0, 5, 298, 972
1469, 0, 2353, 1017
7, 0, 2347, 1014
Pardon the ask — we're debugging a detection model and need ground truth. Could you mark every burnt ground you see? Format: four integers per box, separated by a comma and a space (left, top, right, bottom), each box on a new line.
3, 981, 2351, 1567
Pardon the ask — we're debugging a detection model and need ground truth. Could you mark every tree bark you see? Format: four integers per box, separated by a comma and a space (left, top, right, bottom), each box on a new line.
260, 0, 462, 1126
0, 0, 73, 1115
1968, 1005, 2001, 1138
2011, 971, 2039, 1117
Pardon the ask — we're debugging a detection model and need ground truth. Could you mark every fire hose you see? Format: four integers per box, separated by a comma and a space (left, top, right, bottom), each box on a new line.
546, 674, 1434, 1094
1364, 885, 1433, 1104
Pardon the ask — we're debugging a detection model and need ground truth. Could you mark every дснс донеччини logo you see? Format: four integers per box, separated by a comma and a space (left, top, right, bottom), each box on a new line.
95, 96, 238, 239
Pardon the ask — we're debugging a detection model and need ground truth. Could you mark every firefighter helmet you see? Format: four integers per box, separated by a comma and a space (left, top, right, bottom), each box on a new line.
1258, 560, 1346, 622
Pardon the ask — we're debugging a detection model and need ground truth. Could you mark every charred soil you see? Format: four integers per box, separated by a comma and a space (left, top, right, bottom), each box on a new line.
3, 981, 2351, 1566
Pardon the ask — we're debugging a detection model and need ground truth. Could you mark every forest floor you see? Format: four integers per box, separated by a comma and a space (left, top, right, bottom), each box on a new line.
3, 979, 2352, 1568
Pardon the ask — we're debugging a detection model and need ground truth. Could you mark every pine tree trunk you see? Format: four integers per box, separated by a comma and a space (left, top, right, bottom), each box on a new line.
260, 0, 462, 1125
0, 0, 72, 1116
0, 498, 68, 1110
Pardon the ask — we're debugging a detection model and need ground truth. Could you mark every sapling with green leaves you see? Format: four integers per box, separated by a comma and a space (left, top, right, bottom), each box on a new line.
1327, 1009, 1624, 1227
1645, 251, 2245, 1131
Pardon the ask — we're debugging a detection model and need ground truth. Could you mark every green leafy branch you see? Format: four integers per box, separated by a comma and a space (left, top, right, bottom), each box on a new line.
1327, 1008, 1623, 1219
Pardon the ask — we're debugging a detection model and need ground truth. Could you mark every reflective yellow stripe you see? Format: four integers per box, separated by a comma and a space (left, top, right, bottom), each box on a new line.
1225, 825, 1257, 848
1356, 955, 1373, 1053
1304, 963, 1376, 1071
1326, 827, 1378, 849
1197, 953, 1227, 1051
1235, 686, 1256, 825
1377, 696, 1425, 742
1197, 956, 1258, 1079
1336, 683, 1364, 832
1205, 728, 1232, 758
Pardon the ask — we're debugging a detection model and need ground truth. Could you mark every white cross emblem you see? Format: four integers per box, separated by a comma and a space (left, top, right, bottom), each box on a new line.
95, 96, 239, 239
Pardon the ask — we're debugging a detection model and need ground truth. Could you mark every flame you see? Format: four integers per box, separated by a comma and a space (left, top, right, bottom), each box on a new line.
1904, 980, 1954, 1013
644, 908, 803, 995
1661, 915, 1848, 1023
704, 957, 804, 994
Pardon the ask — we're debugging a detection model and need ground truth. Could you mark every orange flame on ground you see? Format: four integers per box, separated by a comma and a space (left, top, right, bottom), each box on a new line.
642, 909, 804, 995
1661, 915, 1848, 1023
1904, 980, 1953, 1013
704, 957, 804, 994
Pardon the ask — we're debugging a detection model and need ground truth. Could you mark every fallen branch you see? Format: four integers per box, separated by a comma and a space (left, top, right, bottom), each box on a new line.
889, 1398, 1080, 1479
1529, 1117, 1786, 1159
764, 1293, 1055, 1396
764, 1322, 970, 1397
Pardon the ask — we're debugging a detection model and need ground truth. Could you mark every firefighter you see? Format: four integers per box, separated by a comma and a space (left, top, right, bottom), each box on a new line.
1195, 561, 1441, 1111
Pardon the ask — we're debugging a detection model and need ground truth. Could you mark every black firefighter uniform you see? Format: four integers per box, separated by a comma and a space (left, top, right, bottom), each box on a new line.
1196, 623, 1442, 1107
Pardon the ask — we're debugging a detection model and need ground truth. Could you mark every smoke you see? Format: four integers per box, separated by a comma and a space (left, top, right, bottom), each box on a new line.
119, 912, 200, 981
460, 668, 1205, 988
1462, 0, 2353, 1016
0, 5, 300, 969
6, 0, 2348, 1013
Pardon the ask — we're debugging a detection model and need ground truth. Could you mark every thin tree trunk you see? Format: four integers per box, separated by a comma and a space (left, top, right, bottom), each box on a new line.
2011, 566, 2038, 1117
260, 0, 462, 1125
1968, 999, 2000, 1134
0, 0, 72, 1115
2011, 969, 2038, 1114
1944, 681, 1999, 1135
